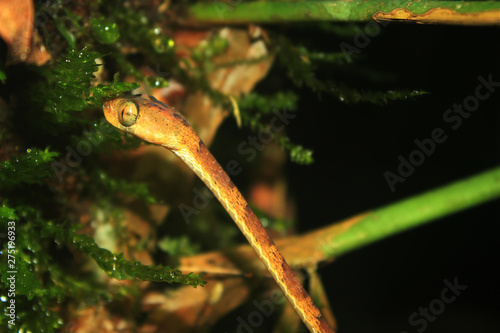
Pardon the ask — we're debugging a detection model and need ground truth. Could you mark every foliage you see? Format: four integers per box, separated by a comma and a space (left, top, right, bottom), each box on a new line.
0, 46, 197, 333
275, 36, 428, 104
0, 1, 431, 331
72, 234, 205, 287
90, 17, 121, 44
91, 170, 158, 204
239, 92, 315, 164
44, 48, 140, 123
0, 147, 59, 186
158, 235, 201, 257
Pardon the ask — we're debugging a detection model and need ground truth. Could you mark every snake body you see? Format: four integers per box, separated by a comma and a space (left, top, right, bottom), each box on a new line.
103, 95, 333, 333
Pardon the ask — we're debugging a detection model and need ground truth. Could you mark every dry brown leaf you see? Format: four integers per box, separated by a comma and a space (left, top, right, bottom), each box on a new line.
0, 0, 51, 65
0, 0, 34, 62
167, 214, 366, 331
170, 26, 274, 146
142, 278, 250, 332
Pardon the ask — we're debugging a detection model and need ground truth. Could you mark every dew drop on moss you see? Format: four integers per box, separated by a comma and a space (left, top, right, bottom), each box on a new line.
145, 76, 169, 88
150, 33, 174, 54
90, 17, 120, 44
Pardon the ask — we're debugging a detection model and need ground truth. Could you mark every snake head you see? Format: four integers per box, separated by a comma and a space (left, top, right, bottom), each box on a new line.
103, 95, 195, 150
103, 97, 140, 131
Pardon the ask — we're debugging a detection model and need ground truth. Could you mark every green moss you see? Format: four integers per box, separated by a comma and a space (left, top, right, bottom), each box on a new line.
158, 235, 201, 257
239, 91, 298, 114
92, 169, 157, 204
90, 17, 120, 44
238, 92, 314, 164
0, 41, 200, 331
44, 48, 139, 123
276, 37, 427, 104
0, 2, 434, 331
0, 207, 65, 332
72, 234, 205, 287
0, 203, 205, 331
0, 205, 18, 221
0, 148, 59, 186
0, 69, 6, 84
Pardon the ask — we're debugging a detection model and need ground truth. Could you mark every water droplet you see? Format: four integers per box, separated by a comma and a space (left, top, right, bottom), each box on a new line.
145, 76, 168, 88
90, 17, 120, 44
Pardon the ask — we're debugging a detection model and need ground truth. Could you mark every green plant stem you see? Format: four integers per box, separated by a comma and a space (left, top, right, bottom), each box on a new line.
185, 1, 500, 24
323, 166, 500, 257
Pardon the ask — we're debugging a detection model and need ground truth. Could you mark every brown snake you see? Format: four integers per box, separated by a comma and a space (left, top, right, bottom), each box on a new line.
103, 95, 333, 332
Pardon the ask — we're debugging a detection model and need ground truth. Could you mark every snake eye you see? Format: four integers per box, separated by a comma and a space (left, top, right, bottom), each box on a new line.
118, 100, 139, 127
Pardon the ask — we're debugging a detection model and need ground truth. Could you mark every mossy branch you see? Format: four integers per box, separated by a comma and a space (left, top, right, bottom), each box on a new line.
72, 234, 206, 287
185, 1, 500, 24
276, 37, 428, 104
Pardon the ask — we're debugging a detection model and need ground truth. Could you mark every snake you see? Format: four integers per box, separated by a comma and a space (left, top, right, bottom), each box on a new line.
103, 95, 333, 333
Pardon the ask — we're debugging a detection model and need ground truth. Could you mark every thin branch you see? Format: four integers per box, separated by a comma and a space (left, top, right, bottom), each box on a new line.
180, 166, 500, 274
322, 166, 500, 257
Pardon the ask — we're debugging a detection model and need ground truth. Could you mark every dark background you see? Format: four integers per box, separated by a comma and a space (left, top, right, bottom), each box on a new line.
215, 23, 500, 332
289, 24, 500, 333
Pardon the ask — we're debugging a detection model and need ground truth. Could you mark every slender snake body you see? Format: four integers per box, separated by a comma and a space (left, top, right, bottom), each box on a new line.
103, 95, 333, 333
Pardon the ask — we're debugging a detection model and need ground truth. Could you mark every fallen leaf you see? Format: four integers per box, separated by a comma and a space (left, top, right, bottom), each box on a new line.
0, 0, 34, 63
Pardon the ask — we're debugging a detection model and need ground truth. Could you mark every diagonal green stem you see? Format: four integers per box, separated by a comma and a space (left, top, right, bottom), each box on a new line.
323, 166, 500, 257
184, 1, 500, 24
